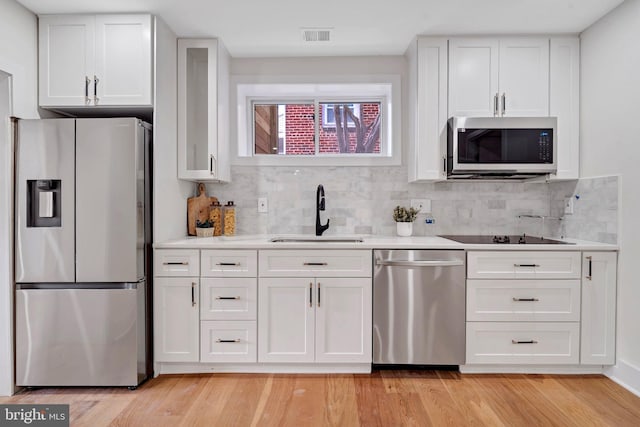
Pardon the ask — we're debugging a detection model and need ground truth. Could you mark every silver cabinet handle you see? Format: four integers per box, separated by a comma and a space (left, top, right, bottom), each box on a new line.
85, 76, 91, 104
377, 260, 464, 267
501, 92, 506, 116
513, 297, 539, 302
209, 154, 216, 176
309, 282, 313, 307
304, 262, 328, 266
216, 339, 240, 343
494, 93, 499, 116
93, 75, 99, 104
514, 264, 540, 268
317, 282, 321, 307
586, 256, 593, 280
164, 261, 188, 265
512, 340, 538, 344
215, 296, 240, 300
217, 262, 240, 266
191, 282, 196, 307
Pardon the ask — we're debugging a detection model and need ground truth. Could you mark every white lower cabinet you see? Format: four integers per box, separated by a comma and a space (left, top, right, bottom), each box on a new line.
200, 321, 257, 363
258, 278, 315, 363
154, 277, 199, 362
581, 252, 617, 365
465, 250, 618, 370
466, 322, 580, 364
258, 277, 372, 364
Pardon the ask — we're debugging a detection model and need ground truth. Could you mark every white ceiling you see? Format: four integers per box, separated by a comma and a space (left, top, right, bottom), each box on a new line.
16, 0, 624, 57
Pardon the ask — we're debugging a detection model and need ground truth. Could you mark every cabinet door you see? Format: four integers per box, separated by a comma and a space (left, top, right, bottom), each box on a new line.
39, 15, 95, 106
549, 37, 580, 180
258, 278, 314, 363
94, 15, 152, 106
448, 38, 499, 117
178, 39, 218, 181
315, 278, 372, 363
200, 278, 257, 321
154, 278, 199, 362
498, 38, 549, 117
581, 252, 617, 365
407, 37, 448, 182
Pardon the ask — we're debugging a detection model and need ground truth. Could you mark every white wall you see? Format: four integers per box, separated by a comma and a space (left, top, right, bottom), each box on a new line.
0, 0, 38, 119
0, 0, 38, 397
153, 17, 192, 242
581, 0, 640, 393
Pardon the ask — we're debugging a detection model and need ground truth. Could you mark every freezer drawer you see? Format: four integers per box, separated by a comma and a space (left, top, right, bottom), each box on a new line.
16, 284, 146, 387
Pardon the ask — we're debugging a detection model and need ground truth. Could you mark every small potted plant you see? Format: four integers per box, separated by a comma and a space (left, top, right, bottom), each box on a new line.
195, 219, 215, 237
393, 205, 420, 237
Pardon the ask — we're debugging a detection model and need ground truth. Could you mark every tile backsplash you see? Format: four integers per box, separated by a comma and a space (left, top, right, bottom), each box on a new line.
550, 175, 619, 244
206, 166, 618, 243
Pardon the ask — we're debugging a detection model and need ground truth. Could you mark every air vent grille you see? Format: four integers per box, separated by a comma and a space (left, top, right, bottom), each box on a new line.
301, 28, 331, 42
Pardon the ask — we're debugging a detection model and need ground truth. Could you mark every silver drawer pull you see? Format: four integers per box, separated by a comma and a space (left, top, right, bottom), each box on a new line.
216, 296, 240, 300
512, 297, 539, 302
512, 340, 538, 344
304, 262, 328, 266
217, 262, 240, 266
164, 262, 188, 265
216, 339, 241, 343
514, 264, 540, 267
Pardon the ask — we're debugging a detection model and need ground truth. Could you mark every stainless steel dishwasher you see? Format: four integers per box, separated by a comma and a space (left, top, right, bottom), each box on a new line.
373, 250, 466, 365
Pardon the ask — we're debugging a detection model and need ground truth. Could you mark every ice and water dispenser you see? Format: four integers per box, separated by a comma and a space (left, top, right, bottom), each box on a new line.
26, 179, 62, 227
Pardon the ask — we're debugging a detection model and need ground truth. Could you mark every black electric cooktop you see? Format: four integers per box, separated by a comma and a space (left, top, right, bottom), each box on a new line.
439, 235, 573, 245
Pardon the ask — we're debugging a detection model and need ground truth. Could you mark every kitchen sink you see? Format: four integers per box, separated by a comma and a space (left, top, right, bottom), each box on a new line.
269, 236, 364, 243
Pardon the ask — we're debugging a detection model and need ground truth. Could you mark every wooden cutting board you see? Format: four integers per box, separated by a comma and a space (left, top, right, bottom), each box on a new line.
187, 183, 218, 236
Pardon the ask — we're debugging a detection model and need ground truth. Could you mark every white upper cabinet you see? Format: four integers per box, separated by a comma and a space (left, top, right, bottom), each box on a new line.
177, 39, 231, 182
39, 14, 153, 107
448, 38, 499, 117
406, 37, 448, 181
549, 37, 580, 180
449, 37, 549, 117
93, 15, 153, 106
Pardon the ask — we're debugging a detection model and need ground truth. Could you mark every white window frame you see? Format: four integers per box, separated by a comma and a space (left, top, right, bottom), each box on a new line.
233, 76, 401, 167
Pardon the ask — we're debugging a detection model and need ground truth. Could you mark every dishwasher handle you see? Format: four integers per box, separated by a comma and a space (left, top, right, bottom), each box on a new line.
376, 260, 464, 267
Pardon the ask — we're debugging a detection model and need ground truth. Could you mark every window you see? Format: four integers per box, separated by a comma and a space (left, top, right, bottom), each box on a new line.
236, 79, 400, 166
321, 103, 360, 128
251, 101, 381, 156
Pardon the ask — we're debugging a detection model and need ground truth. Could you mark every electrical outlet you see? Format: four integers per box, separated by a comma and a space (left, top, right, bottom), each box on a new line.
410, 199, 431, 213
564, 197, 574, 215
258, 197, 268, 213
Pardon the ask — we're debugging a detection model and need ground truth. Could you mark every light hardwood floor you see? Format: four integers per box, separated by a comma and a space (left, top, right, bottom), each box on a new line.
1, 371, 640, 426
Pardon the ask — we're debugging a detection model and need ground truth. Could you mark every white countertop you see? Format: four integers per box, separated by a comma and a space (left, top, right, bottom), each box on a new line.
154, 234, 618, 251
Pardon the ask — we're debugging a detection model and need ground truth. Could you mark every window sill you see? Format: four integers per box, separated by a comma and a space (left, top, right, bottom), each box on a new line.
232, 154, 401, 167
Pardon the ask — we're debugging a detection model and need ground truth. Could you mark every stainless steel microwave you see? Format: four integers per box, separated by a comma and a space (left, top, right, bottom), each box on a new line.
447, 116, 557, 178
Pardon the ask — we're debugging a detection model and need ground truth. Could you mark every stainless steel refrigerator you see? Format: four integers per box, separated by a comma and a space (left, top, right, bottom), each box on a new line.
14, 118, 152, 387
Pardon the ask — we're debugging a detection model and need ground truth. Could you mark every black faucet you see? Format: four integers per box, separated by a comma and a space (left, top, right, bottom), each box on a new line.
315, 184, 330, 236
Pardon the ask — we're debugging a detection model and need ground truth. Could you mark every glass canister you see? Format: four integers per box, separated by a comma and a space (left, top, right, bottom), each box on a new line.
223, 201, 236, 236
209, 201, 223, 236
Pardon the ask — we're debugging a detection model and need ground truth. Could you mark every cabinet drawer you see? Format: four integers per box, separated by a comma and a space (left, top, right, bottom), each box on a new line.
467, 279, 581, 322
259, 250, 372, 277
467, 251, 581, 279
466, 322, 579, 364
200, 321, 257, 363
201, 250, 258, 277
154, 250, 200, 277
200, 278, 257, 321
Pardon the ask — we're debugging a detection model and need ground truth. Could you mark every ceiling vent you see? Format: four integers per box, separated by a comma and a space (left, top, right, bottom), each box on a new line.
301, 28, 332, 42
